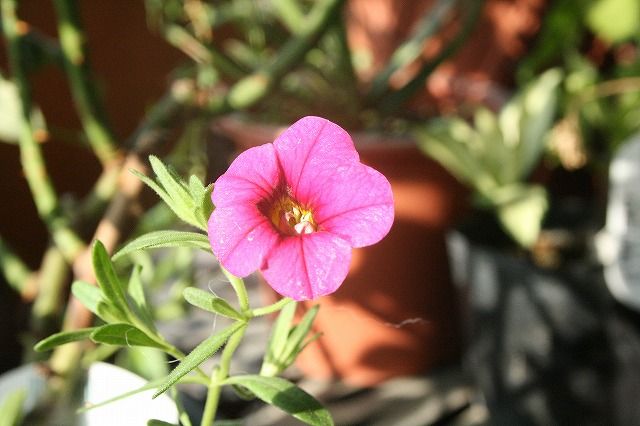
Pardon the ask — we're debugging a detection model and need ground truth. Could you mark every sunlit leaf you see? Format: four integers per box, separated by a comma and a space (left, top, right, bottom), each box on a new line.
112, 231, 211, 261
183, 287, 244, 320
153, 321, 245, 398
224, 375, 333, 426
90, 324, 166, 349
34, 328, 96, 352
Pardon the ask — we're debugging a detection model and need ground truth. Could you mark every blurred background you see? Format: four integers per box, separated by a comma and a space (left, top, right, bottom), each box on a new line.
1, 0, 640, 424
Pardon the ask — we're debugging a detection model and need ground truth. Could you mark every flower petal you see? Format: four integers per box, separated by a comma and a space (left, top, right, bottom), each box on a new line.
208, 205, 279, 277
212, 143, 279, 208
261, 233, 351, 301
273, 116, 359, 204
313, 163, 394, 248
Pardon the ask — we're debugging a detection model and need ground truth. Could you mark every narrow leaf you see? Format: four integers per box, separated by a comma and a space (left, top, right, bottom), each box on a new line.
113, 231, 212, 261
127, 265, 156, 332
90, 324, 166, 349
96, 300, 128, 323
71, 281, 103, 316
147, 421, 178, 426
224, 375, 333, 426
188, 175, 206, 204
269, 300, 297, 359
92, 240, 130, 318
153, 322, 245, 398
282, 305, 319, 360
149, 156, 193, 209
183, 287, 244, 320
34, 328, 96, 352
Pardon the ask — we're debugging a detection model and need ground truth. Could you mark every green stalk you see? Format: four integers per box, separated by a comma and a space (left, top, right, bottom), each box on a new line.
252, 297, 293, 317
30, 247, 68, 332
1, 0, 85, 262
0, 236, 35, 296
219, 0, 345, 112
378, 0, 484, 115
221, 267, 250, 313
200, 324, 248, 426
52, 0, 119, 165
367, 0, 457, 103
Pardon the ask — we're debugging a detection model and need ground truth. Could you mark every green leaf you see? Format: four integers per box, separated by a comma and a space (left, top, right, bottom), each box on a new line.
90, 324, 166, 349
127, 265, 156, 332
96, 300, 128, 323
269, 300, 297, 360
34, 328, 96, 352
490, 184, 549, 248
224, 375, 333, 426
0, 388, 26, 426
92, 240, 130, 318
112, 231, 211, 261
149, 156, 193, 214
193, 183, 214, 230
183, 287, 244, 320
71, 281, 103, 317
282, 305, 319, 363
147, 421, 178, 426
153, 321, 245, 398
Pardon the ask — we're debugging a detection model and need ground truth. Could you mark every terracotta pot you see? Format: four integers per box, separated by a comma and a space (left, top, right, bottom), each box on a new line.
214, 117, 468, 386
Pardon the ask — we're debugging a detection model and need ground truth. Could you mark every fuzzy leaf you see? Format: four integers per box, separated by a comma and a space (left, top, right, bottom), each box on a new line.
92, 240, 130, 318
71, 281, 103, 317
113, 231, 212, 261
153, 322, 245, 398
282, 305, 319, 363
90, 324, 166, 349
267, 300, 297, 360
34, 328, 96, 352
127, 265, 156, 332
183, 287, 244, 320
224, 375, 333, 426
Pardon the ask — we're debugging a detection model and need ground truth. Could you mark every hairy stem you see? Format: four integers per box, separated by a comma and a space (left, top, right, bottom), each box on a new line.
200, 324, 247, 426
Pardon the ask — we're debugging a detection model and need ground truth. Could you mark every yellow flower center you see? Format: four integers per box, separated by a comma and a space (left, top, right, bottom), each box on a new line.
270, 196, 317, 236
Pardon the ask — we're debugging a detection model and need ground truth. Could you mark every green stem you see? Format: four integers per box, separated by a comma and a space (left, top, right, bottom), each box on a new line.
217, 0, 344, 112
1, 0, 86, 262
30, 247, 69, 333
272, 0, 306, 34
366, 0, 457, 103
221, 267, 250, 313
252, 297, 293, 317
52, 0, 119, 165
200, 324, 248, 426
0, 236, 35, 296
378, 0, 484, 115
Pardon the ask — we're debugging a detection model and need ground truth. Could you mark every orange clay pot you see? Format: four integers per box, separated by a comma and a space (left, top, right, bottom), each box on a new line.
214, 117, 468, 386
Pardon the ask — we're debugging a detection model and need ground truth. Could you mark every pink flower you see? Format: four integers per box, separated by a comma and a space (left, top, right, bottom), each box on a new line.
208, 116, 394, 301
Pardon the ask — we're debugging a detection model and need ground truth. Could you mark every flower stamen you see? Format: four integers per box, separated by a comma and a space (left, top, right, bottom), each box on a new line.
270, 196, 317, 236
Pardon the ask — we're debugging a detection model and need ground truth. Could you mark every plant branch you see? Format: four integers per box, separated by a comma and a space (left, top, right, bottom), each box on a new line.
1, 0, 86, 262
378, 0, 484, 115
366, 0, 457, 103
0, 236, 36, 298
52, 0, 119, 166
215, 0, 345, 113
200, 324, 248, 426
